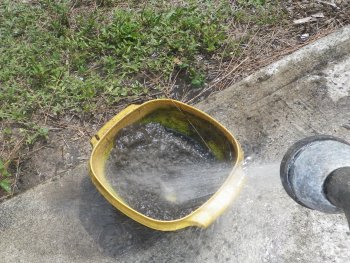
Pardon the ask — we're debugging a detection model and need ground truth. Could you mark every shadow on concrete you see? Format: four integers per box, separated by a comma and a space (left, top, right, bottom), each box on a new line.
78, 176, 165, 257
78, 176, 218, 260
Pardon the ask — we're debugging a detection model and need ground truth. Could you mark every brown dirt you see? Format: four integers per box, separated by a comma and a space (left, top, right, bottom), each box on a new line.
183, 0, 350, 103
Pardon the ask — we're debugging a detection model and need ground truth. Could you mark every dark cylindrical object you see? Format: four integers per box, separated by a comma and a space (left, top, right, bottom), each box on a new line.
280, 135, 350, 213
280, 135, 350, 229
325, 167, 350, 227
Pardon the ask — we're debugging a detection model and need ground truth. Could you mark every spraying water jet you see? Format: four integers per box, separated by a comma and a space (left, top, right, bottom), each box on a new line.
280, 135, 350, 228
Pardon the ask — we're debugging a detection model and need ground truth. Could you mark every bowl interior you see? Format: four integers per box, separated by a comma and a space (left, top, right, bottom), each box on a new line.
90, 100, 238, 221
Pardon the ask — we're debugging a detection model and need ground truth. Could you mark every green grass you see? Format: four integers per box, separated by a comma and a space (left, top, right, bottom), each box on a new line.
0, 0, 234, 121
0, 159, 11, 193
0, 0, 282, 122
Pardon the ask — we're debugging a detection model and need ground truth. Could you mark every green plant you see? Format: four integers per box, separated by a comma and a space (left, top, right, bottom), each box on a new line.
0, 159, 11, 193
19, 125, 49, 145
234, 0, 283, 25
0, 0, 235, 126
237, 0, 266, 7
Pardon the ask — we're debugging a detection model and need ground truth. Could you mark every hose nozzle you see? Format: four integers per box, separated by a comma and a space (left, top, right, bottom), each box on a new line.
280, 136, 350, 227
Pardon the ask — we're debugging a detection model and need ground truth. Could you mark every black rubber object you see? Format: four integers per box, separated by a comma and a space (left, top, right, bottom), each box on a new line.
325, 166, 350, 228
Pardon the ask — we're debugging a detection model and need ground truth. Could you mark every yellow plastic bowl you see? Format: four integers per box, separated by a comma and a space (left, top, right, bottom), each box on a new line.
89, 99, 244, 231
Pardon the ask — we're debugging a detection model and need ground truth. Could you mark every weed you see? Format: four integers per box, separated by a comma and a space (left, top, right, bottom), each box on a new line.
0, 0, 235, 123
234, 0, 284, 25
20, 125, 49, 145
0, 159, 11, 193
238, 0, 266, 6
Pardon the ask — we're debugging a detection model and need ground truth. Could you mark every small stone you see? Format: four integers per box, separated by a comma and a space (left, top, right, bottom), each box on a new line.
342, 123, 350, 130
300, 33, 310, 42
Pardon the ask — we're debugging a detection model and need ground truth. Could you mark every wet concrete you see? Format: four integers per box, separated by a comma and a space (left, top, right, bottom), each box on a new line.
1, 26, 350, 262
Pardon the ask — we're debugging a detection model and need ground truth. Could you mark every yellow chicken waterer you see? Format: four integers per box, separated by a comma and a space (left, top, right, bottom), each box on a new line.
89, 99, 245, 231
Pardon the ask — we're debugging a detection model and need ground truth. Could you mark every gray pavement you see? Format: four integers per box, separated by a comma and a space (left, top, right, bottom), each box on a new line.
1, 26, 350, 262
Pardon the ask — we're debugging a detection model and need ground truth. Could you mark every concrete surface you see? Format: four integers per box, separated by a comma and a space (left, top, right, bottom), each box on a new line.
1, 26, 350, 262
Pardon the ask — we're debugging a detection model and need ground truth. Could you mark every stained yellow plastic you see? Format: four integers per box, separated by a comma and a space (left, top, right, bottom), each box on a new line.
89, 99, 245, 231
